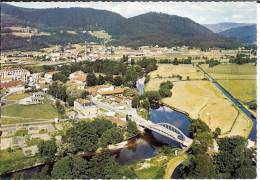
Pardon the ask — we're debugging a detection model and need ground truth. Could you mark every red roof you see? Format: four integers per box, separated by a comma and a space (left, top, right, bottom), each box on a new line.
0, 80, 23, 89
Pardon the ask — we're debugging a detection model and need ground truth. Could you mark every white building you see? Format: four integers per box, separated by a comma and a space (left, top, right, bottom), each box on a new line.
50, 53, 61, 61
74, 98, 98, 118
97, 85, 114, 93
19, 92, 45, 105
0, 67, 30, 83
43, 72, 54, 84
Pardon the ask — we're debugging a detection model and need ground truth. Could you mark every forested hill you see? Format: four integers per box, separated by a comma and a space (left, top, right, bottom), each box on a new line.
1, 3, 125, 30
107, 12, 238, 48
1, 3, 240, 49
220, 25, 256, 44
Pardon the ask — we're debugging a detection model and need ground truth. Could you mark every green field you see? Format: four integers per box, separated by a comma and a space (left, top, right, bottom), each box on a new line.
218, 79, 256, 103
201, 64, 256, 104
1, 97, 61, 121
5, 92, 32, 101
201, 64, 256, 75
134, 155, 168, 179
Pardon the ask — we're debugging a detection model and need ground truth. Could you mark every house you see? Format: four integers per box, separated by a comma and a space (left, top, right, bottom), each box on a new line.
42, 71, 57, 84
74, 98, 98, 117
68, 71, 87, 83
0, 67, 30, 83
29, 73, 42, 84
19, 92, 45, 105
0, 80, 25, 93
86, 84, 113, 97
99, 87, 125, 97
50, 53, 61, 61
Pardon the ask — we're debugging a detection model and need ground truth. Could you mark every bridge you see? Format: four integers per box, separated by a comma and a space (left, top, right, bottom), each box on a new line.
92, 98, 193, 147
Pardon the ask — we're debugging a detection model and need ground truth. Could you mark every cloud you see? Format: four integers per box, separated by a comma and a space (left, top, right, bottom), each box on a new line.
7, 2, 256, 24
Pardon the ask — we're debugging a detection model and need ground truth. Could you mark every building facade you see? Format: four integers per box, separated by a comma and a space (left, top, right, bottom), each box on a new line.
0, 67, 30, 83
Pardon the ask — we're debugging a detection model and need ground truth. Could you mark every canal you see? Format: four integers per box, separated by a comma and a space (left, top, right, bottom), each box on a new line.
197, 65, 256, 141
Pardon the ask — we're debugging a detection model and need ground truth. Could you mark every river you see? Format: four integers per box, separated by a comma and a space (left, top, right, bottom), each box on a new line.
1, 78, 192, 179
0, 104, 191, 179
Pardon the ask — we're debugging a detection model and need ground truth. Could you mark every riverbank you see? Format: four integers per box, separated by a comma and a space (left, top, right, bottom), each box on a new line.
164, 153, 188, 179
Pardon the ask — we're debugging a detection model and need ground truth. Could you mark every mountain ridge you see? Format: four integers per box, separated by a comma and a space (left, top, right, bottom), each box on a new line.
220, 25, 256, 44
204, 22, 255, 33
1, 3, 240, 50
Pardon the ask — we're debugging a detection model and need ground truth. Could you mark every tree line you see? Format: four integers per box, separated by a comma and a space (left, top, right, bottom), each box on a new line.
158, 57, 192, 65
229, 53, 256, 65
180, 119, 256, 179
13, 118, 140, 179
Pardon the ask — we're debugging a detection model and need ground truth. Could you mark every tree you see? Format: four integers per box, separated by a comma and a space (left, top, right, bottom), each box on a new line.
87, 73, 97, 86
182, 154, 217, 178
121, 55, 129, 63
38, 139, 57, 161
56, 100, 65, 114
132, 96, 140, 108
189, 119, 210, 138
159, 87, 172, 98
64, 119, 115, 152
104, 74, 113, 83
48, 81, 67, 101
214, 136, 255, 179
213, 127, 221, 138
126, 121, 140, 138
142, 99, 150, 110
92, 118, 115, 137
86, 150, 136, 179
97, 75, 105, 85
145, 91, 161, 104
52, 72, 67, 83
56, 142, 76, 158
80, 91, 90, 98
234, 165, 256, 179
113, 76, 124, 86
52, 155, 88, 179
66, 94, 76, 106
64, 121, 99, 152
191, 132, 212, 155
99, 128, 124, 148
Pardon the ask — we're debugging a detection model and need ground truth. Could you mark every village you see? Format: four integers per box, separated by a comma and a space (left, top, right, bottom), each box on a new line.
0, 62, 141, 154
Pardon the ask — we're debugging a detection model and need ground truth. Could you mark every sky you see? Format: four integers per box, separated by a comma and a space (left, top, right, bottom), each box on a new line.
7, 2, 257, 24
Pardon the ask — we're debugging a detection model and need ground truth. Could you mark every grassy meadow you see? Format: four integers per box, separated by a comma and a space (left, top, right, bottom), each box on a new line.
201, 64, 256, 104
1, 97, 61, 123
145, 64, 252, 138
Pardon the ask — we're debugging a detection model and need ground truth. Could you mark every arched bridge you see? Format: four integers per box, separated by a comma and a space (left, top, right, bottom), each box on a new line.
137, 120, 193, 147
92, 98, 193, 147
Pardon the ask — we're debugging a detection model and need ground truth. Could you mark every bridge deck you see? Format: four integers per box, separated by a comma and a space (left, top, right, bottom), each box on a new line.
92, 98, 193, 147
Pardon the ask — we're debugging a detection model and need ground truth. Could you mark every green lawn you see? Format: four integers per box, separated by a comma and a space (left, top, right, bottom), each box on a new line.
134, 155, 168, 179
201, 64, 256, 75
1, 97, 61, 120
218, 79, 256, 103
201, 63, 256, 105
5, 92, 32, 101
0, 117, 48, 125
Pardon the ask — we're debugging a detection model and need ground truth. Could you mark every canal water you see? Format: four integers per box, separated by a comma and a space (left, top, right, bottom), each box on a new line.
198, 66, 257, 141
213, 81, 256, 141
